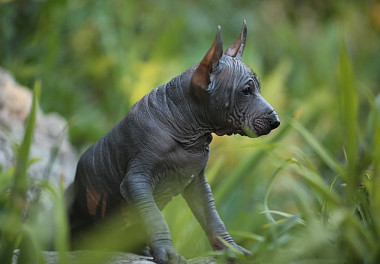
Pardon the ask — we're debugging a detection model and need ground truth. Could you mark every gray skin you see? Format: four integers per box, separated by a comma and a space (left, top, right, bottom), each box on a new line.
68, 22, 280, 264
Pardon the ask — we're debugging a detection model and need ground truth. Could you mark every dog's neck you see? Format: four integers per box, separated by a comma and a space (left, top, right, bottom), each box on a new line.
139, 68, 219, 148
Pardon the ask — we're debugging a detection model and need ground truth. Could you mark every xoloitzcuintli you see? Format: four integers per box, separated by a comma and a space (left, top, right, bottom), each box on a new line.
67, 21, 280, 264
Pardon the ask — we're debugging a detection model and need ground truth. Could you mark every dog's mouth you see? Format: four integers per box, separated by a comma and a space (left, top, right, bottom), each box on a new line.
219, 112, 280, 137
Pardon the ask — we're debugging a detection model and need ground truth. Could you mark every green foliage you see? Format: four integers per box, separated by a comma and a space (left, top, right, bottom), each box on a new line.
0, 81, 40, 264
1, 1, 380, 263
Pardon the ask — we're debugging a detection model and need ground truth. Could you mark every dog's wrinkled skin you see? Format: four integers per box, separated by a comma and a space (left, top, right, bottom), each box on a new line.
68, 21, 280, 264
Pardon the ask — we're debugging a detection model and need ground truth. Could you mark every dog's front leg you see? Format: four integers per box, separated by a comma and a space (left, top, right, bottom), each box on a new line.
182, 171, 250, 255
120, 174, 186, 264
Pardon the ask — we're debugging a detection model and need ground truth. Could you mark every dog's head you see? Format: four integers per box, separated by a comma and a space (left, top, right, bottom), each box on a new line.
191, 21, 280, 137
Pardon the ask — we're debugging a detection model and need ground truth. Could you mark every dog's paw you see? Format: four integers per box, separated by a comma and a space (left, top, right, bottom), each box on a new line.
151, 244, 187, 264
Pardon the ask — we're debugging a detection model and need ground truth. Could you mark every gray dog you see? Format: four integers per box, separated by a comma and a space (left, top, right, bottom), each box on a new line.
68, 21, 280, 264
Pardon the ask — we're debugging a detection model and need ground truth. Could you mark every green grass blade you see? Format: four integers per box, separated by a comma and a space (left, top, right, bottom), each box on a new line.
229, 230, 265, 242
372, 95, 380, 241
360, 89, 380, 243
321, 174, 340, 225
264, 158, 298, 224
291, 119, 345, 177
337, 36, 358, 179
260, 210, 305, 225
11, 80, 40, 206
297, 165, 341, 206
54, 182, 69, 264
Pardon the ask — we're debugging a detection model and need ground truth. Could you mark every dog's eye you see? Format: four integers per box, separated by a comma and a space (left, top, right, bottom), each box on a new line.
242, 86, 251, 96
242, 80, 254, 96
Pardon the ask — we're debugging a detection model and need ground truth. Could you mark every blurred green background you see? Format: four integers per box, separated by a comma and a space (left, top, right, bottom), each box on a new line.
1, 0, 380, 263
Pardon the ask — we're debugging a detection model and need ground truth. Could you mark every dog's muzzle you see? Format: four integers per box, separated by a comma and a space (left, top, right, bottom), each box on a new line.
252, 111, 280, 136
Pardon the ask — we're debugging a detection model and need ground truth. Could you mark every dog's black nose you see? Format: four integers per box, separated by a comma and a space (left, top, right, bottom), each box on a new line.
270, 113, 280, 130
271, 119, 280, 129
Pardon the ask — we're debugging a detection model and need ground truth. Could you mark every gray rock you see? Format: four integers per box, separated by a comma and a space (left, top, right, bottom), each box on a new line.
0, 67, 77, 187
12, 250, 216, 264
12, 250, 155, 264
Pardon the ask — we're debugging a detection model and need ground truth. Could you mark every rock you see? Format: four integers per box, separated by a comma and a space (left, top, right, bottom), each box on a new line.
12, 250, 216, 264
0, 67, 77, 187
12, 250, 155, 264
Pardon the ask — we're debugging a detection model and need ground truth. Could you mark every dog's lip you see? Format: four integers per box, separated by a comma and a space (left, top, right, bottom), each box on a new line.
239, 126, 258, 138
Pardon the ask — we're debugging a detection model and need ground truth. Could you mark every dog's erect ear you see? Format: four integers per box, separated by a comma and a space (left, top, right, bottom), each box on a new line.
191, 26, 223, 96
224, 20, 247, 60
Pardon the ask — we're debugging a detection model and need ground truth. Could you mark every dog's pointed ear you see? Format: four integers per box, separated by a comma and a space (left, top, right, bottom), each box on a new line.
224, 20, 247, 60
191, 26, 223, 96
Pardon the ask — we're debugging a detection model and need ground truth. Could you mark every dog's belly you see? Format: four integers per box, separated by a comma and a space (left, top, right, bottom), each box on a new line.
152, 172, 195, 209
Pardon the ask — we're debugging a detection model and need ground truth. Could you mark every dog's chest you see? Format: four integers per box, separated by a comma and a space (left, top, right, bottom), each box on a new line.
152, 136, 211, 209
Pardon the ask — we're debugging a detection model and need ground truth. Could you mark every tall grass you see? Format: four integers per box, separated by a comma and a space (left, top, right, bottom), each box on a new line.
254, 38, 380, 263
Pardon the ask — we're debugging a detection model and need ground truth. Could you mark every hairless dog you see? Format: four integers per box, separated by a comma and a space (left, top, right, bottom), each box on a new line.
67, 21, 280, 264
